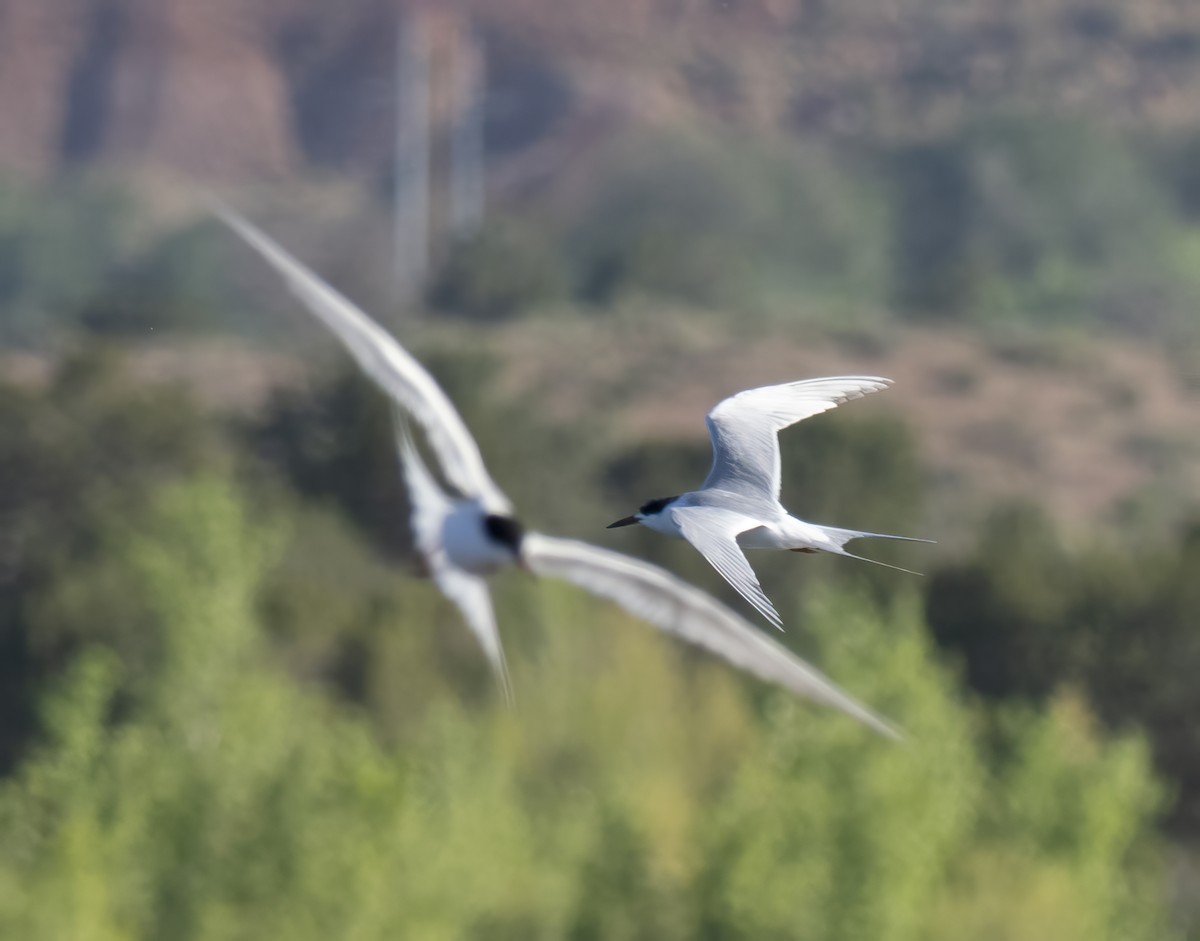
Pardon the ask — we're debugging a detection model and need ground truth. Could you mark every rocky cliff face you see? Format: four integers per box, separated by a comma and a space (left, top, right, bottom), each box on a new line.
1, 0, 447, 181
7, 0, 1200, 183
74, 0, 294, 177
0, 0, 86, 175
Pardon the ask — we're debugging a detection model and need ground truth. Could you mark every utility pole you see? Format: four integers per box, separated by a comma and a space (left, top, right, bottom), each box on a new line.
448, 22, 484, 242
393, 8, 431, 299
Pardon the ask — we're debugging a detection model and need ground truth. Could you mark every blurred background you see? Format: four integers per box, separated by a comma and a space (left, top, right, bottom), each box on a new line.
0, 0, 1198, 937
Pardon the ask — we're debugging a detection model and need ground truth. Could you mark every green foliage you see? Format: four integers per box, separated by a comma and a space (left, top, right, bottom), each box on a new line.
0, 347, 225, 768
0, 181, 251, 344
77, 219, 239, 336
565, 129, 889, 317
926, 506, 1200, 833
248, 365, 412, 555
925, 504, 1081, 699
429, 222, 568, 322
889, 141, 976, 317
3, 122, 1199, 347
931, 694, 1171, 940
889, 116, 1199, 336
0, 478, 1174, 939
0, 479, 411, 939
0, 179, 138, 344
694, 590, 980, 941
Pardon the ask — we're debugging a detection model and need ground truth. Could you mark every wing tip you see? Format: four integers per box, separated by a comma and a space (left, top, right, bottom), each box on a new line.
495, 661, 516, 708
870, 715, 905, 742
820, 691, 903, 741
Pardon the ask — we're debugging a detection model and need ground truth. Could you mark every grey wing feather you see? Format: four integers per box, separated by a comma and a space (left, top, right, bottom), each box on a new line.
522, 533, 899, 739
396, 421, 513, 704
669, 506, 784, 630
218, 206, 510, 513
701, 377, 892, 500
433, 571, 513, 706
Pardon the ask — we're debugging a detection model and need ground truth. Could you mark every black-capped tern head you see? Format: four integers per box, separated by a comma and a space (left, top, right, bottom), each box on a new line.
606, 377, 935, 630
483, 514, 532, 573
484, 514, 526, 555
216, 206, 901, 738
607, 496, 680, 529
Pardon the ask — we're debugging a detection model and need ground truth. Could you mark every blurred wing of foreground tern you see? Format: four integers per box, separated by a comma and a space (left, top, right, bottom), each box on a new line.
608, 377, 935, 629
217, 207, 899, 738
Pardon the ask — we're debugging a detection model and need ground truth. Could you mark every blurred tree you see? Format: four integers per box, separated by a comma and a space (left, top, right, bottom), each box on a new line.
888, 116, 1197, 336
0, 478, 413, 939
1084, 522, 1200, 833
928, 694, 1170, 941
567, 130, 887, 316
925, 503, 1082, 700
926, 505, 1200, 834
428, 221, 568, 322
77, 219, 237, 336
1155, 130, 1200, 222
889, 141, 977, 318
248, 363, 410, 554
0, 481, 1174, 940
0, 347, 223, 771
0, 179, 137, 344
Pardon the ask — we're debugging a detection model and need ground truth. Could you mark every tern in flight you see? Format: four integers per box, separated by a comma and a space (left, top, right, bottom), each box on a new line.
607, 378, 934, 630
218, 207, 898, 738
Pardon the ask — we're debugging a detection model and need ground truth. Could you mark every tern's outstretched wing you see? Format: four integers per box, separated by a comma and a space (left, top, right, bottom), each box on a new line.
701, 377, 892, 501
396, 421, 513, 704
522, 533, 898, 739
218, 207, 510, 513
669, 505, 784, 631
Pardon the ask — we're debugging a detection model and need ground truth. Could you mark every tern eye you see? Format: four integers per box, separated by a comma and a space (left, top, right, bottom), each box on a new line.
638, 496, 677, 515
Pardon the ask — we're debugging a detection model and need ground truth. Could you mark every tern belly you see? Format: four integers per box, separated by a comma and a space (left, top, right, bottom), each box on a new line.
737, 517, 841, 552
442, 504, 512, 574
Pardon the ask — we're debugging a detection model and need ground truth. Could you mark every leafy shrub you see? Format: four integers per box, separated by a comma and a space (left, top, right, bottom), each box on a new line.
0, 179, 137, 343
429, 222, 568, 321
0, 347, 224, 770
926, 505, 1200, 832
77, 219, 238, 336
566, 129, 889, 316
889, 115, 1199, 334
0, 479, 1173, 939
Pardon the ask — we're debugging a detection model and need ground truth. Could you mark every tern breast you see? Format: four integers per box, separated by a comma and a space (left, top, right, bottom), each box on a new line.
442, 502, 516, 574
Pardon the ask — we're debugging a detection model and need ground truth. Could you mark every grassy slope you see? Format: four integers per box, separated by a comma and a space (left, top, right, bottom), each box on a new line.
5, 315, 1194, 539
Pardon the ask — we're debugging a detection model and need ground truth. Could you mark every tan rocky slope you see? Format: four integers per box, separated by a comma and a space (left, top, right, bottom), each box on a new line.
9, 0, 1200, 181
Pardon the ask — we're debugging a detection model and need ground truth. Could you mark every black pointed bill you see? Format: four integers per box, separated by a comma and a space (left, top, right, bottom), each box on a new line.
607, 515, 640, 529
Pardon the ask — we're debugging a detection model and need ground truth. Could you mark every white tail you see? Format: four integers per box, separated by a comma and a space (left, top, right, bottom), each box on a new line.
812, 525, 935, 576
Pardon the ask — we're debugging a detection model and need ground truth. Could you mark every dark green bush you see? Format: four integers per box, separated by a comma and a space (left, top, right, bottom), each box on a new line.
429, 222, 567, 321
925, 505, 1200, 832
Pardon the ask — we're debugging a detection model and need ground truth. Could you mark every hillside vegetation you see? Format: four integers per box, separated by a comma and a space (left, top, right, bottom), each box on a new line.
2, 2, 1200, 933
0, 355, 1183, 939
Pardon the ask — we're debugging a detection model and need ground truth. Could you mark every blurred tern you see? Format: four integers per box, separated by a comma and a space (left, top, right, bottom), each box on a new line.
608, 378, 934, 629
218, 207, 898, 738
